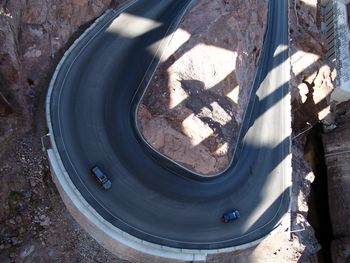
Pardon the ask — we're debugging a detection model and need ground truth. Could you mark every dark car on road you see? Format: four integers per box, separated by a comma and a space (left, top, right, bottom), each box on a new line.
222, 210, 240, 223
91, 166, 112, 190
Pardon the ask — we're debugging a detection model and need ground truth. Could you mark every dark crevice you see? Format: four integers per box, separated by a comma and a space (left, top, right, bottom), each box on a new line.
27, 78, 34, 87
304, 123, 333, 263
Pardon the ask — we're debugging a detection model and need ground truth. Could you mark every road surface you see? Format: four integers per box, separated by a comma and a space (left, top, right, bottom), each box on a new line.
47, 0, 291, 250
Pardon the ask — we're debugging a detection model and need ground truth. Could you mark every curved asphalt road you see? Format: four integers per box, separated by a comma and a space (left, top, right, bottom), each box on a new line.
48, 0, 290, 249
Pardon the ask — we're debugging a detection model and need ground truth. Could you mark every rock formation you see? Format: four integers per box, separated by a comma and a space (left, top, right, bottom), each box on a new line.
0, 0, 126, 148
138, 0, 268, 175
290, 0, 335, 133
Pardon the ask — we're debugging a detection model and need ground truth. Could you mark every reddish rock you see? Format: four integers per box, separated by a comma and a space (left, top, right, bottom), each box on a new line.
0, 0, 126, 144
138, 0, 268, 175
290, 0, 335, 134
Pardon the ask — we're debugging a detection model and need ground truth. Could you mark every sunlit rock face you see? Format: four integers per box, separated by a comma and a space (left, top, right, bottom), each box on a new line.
289, 0, 335, 134
138, 0, 268, 175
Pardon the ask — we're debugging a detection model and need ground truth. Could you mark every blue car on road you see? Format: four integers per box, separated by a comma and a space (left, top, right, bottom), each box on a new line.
223, 210, 240, 223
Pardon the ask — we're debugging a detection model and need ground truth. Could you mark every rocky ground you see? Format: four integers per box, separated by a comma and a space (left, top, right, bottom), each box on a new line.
289, 0, 335, 133
138, 0, 268, 175
0, 0, 125, 150
0, 0, 338, 262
